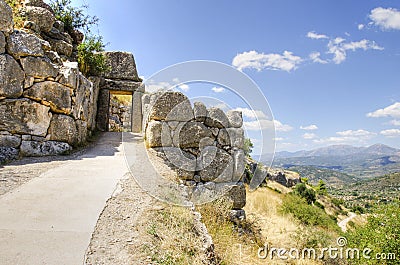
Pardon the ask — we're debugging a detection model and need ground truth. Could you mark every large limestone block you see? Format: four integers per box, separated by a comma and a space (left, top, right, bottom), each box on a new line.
132, 92, 143, 133
20, 140, 72, 156
48, 114, 77, 146
71, 73, 92, 121
0, 54, 24, 98
23, 6, 55, 32
145, 120, 172, 148
0, 0, 13, 33
0, 134, 21, 148
24, 81, 72, 114
46, 38, 72, 56
0, 99, 52, 136
154, 147, 197, 180
58, 62, 79, 88
193, 101, 207, 122
233, 149, 245, 181
7, 30, 44, 59
226, 110, 243, 128
225, 183, 246, 209
149, 91, 193, 121
173, 121, 212, 149
20, 56, 58, 78
205, 107, 229, 129
217, 128, 244, 148
102, 51, 140, 81
0, 31, 5, 53
198, 147, 234, 182
0, 147, 19, 163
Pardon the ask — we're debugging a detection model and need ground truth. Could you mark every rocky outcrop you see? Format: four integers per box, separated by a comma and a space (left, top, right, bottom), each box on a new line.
143, 91, 246, 211
0, 0, 13, 33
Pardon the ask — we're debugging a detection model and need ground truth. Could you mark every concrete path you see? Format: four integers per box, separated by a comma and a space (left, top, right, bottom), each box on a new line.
0, 132, 130, 265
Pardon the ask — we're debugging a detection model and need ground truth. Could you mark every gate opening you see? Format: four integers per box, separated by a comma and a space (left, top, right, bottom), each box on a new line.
108, 91, 133, 132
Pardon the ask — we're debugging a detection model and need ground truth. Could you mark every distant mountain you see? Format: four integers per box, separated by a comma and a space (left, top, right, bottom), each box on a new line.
269, 144, 400, 182
275, 144, 399, 158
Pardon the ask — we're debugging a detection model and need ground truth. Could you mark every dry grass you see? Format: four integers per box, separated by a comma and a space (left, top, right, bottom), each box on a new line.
244, 186, 327, 265
142, 205, 206, 265
197, 198, 264, 265
5, 0, 25, 29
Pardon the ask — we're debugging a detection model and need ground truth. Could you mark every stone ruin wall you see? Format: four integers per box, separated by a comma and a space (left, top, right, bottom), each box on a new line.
0, 0, 142, 163
142, 91, 247, 212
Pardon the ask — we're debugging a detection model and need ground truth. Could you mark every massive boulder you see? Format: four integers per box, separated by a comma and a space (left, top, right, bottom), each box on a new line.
193, 101, 207, 122
46, 38, 73, 56
0, 134, 21, 148
24, 81, 72, 114
145, 120, 172, 148
102, 51, 140, 81
20, 56, 58, 79
173, 121, 212, 149
205, 107, 229, 129
217, 128, 244, 148
48, 114, 77, 146
0, 99, 52, 136
0, 54, 25, 98
23, 6, 55, 32
0, 0, 13, 33
149, 91, 193, 121
6, 30, 44, 59
198, 147, 233, 182
226, 110, 243, 128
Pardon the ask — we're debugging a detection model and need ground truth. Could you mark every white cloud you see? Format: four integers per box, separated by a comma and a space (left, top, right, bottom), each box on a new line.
274, 120, 293, 132
303, 133, 317, 140
243, 119, 292, 132
327, 38, 383, 64
300, 124, 318, 130
336, 129, 376, 137
307, 31, 328, 39
313, 129, 376, 144
232, 107, 268, 120
367, 102, 400, 118
274, 137, 284, 141
389, 120, 400, 126
380, 129, 400, 138
309, 52, 328, 64
172, 78, 180, 83
178, 84, 189, 92
369, 7, 400, 30
211, 86, 225, 93
358, 24, 365, 30
232, 50, 302, 72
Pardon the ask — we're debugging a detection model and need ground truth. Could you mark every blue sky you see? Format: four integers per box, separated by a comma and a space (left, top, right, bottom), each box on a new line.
70, 0, 400, 153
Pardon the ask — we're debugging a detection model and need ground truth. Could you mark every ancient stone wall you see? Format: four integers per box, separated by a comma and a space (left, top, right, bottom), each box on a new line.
0, 0, 143, 163
143, 91, 246, 211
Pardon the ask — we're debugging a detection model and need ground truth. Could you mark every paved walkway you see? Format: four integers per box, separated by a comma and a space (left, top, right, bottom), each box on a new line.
0, 132, 131, 265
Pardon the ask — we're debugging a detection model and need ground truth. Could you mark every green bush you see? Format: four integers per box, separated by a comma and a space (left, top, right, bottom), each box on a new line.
77, 35, 108, 76
243, 138, 253, 157
50, 0, 99, 33
293, 183, 316, 204
280, 194, 339, 231
346, 202, 400, 265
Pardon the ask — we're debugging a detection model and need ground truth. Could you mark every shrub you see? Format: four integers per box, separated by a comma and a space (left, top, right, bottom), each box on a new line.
294, 183, 316, 204
50, 0, 99, 33
280, 194, 339, 231
346, 201, 400, 265
243, 138, 253, 157
77, 35, 108, 76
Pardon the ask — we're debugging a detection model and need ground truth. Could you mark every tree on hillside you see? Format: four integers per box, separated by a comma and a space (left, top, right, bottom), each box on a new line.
243, 138, 253, 157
